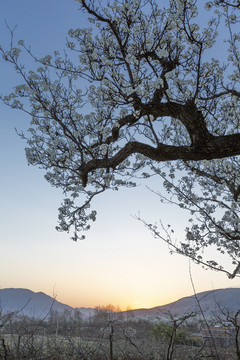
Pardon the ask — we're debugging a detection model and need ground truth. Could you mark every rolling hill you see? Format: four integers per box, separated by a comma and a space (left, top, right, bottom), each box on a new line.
0, 288, 94, 319
127, 288, 240, 319
0, 287, 240, 320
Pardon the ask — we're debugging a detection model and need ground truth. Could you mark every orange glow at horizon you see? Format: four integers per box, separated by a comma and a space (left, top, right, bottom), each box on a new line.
57, 294, 179, 311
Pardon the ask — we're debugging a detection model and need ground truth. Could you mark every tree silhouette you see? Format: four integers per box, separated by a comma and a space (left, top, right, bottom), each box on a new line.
1, 0, 240, 276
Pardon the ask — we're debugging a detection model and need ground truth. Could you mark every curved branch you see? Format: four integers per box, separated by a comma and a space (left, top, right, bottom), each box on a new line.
80, 133, 240, 186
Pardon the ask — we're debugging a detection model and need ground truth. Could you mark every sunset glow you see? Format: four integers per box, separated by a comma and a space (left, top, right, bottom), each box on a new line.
1, 0, 240, 312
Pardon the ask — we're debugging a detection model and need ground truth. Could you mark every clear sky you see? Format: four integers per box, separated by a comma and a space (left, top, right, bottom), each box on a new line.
0, 0, 239, 310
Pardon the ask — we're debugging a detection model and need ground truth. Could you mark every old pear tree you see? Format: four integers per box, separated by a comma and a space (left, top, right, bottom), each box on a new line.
1, 0, 240, 277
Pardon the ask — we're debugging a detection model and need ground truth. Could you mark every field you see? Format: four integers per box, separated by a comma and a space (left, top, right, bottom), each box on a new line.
1, 308, 239, 359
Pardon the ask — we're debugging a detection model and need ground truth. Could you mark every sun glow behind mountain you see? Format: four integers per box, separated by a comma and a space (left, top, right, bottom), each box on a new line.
1, 0, 240, 312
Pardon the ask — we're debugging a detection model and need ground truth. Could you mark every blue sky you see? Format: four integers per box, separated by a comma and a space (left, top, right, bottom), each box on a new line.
0, 0, 239, 309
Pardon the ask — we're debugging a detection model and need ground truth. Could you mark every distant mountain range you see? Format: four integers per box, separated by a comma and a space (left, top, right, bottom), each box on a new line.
0, 287, 240, 320
126, 288, 240, 319
0, 288, 94, 319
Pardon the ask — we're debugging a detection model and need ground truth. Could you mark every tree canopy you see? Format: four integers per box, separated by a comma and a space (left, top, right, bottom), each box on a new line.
1, 0, 240, 277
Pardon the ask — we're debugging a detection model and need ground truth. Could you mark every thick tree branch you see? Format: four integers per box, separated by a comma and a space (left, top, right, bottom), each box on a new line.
80, 133, 240, 186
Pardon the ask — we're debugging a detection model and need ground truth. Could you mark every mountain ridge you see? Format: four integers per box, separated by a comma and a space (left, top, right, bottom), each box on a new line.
0, 288, 94, 319
1, 287, 240, 319
125, 287, 240, 318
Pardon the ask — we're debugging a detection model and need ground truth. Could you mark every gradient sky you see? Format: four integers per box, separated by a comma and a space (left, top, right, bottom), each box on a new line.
0, 0, 239, 310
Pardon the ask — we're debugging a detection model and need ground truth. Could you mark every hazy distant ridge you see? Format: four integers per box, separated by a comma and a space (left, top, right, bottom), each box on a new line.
1, 287, 240, 319
126, 288, 240, 318
0, 288, 94, 319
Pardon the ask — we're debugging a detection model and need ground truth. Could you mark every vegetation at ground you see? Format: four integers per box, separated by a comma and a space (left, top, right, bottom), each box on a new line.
1, 304, 240, 359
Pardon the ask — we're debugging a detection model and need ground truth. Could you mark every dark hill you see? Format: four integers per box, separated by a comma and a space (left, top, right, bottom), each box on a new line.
0, 288, 72, 318
127, 288, 240, 319
1, 287, 240, 320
